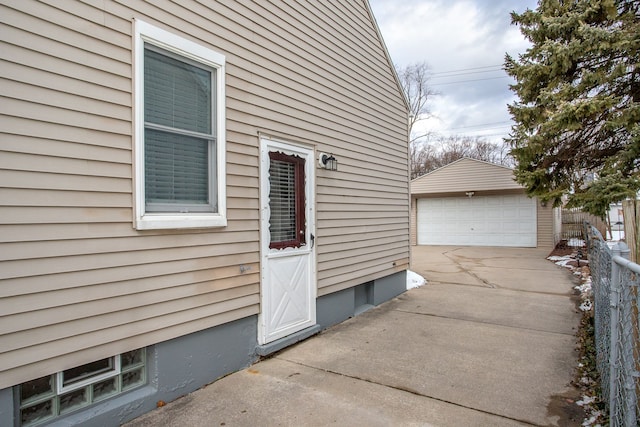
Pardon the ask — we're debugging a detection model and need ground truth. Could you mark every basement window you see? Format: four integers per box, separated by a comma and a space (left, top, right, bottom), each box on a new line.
17, 349, 146, 426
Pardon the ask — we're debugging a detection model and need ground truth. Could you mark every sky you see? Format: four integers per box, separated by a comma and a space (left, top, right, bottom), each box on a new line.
368, 0, 539, 145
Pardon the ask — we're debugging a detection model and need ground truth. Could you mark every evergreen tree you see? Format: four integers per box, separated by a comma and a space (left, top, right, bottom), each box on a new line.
505, 0, 640, 217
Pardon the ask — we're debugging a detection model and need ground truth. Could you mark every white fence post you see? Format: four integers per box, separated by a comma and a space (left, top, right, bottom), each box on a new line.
609, 243, 622, 423
614, 243, 637, 427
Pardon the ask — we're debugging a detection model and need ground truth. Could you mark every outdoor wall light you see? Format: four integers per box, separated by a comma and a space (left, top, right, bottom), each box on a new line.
318, 152, 338, 171
465, 191, 475, 198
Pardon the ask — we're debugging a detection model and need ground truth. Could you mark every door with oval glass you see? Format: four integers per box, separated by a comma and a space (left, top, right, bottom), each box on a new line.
259, 137, 316, 344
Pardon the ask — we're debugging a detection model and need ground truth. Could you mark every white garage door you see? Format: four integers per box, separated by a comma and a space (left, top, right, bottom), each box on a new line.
417, 194, 537, 247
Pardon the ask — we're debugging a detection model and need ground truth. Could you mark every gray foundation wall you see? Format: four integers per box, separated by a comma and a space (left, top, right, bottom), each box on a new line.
1, 270, 407, 426
2, 316, 259, 427
317, 270, 407, 329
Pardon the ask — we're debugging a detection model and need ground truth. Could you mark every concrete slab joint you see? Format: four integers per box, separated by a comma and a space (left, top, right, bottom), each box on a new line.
124, 248, 582, 425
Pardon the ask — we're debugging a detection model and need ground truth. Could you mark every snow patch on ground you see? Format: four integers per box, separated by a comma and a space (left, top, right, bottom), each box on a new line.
578, 299, 593, 312
406, 270, 427, 290
575, 277, 593, 312
582, 411, 603, 427
548, 254, 574, 267
549, 255, 594, 312
577, 395, 597, 406
568, 238, 586, 247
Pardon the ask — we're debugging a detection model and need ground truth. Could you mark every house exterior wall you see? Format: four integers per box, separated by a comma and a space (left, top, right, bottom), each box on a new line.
0, 0, 409, 394
0, 317, 260, 427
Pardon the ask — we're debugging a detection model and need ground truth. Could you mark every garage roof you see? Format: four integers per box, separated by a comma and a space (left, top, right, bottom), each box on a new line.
411, 157, 523, 195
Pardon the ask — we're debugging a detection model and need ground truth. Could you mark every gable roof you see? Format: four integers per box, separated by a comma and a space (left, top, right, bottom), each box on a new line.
411, 157, 523, 195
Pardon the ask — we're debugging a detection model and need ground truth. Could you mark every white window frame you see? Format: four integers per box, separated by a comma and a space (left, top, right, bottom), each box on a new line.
133, 19, 227, 230
56, 356, 121, 394
18, 349, 147, 426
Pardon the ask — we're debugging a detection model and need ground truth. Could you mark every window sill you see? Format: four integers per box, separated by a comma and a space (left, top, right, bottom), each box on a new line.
135, 213, 227, 230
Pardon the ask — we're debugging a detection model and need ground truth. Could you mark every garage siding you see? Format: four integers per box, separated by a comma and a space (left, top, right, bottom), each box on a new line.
411, 158, 523, 195
537, 201, 559, 248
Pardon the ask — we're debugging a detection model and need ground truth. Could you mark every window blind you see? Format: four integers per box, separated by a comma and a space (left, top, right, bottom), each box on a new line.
269, 159, 297, 243
143, 47, 214, 211
145, 129, 209, 205
144, 48, 211, 134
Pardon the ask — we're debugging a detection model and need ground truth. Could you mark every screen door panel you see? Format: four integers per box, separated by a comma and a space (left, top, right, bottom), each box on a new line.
259, 138, 316, 344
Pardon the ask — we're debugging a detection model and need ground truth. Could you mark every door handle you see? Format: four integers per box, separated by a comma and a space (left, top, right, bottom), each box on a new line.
310, 233, 315, 249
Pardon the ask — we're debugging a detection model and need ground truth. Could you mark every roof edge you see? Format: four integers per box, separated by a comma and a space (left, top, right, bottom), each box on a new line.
410, 157, 514, 182
363, 0, 410, 112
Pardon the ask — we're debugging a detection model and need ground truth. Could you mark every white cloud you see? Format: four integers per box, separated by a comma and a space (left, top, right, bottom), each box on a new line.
369, 0, 537, 144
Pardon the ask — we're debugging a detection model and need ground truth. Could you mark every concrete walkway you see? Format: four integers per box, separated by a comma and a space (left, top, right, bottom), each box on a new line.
125, 246, 583, 426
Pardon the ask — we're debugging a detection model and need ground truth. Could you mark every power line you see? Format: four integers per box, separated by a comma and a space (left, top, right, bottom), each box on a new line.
434, 131, 512, 138
444, 121, 512, 131
430, 64, 504, 75
430, 68, 505, 79
437, 127, 512, 134
430, 76, 511, 86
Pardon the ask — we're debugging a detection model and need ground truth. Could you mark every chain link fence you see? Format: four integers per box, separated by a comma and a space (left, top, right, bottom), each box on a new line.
584, 222, 640, 427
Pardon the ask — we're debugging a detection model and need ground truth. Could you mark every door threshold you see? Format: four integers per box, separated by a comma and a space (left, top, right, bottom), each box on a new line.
256, 324, 322, 356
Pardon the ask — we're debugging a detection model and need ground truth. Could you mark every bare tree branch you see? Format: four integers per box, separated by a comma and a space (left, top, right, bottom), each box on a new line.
396, 62, 437, 134
410, 135, 513, 179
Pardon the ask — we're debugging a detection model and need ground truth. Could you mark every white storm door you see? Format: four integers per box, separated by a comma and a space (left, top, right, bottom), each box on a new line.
259, 137, 316, 345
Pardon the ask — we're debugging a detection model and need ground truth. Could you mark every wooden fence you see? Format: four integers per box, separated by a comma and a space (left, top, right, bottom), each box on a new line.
561, 208, 606, 246
623, 199, 639, 264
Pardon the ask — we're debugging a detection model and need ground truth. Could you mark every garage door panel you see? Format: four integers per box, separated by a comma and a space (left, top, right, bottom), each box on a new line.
486, 210, 502, 220
519, 208, 535, 218
511, 234, 534, 246
417, 195, 537, 247
520, 222, 537, 233
470, 222, 488, 232
487, 222, 503, 233
442, 199, 458, 210
502, 221, 523, 233
502, 210, 519, 219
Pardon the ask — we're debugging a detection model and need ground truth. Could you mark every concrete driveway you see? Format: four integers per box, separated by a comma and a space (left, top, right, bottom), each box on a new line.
126, 246, 583, 427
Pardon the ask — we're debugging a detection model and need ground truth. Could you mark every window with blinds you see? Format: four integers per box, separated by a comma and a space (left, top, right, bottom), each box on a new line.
268, 152, 306, 249
133, 20, 226, 229
143, 46, 216, 213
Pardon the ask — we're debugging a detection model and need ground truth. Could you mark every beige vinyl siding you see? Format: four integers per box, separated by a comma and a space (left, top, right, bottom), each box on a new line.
411, 158, 522, 195
536, 201, 555, 249
0, 0, 409, 388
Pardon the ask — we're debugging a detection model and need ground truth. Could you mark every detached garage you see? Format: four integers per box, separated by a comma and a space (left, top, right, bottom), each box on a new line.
411, 158, 560, 248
